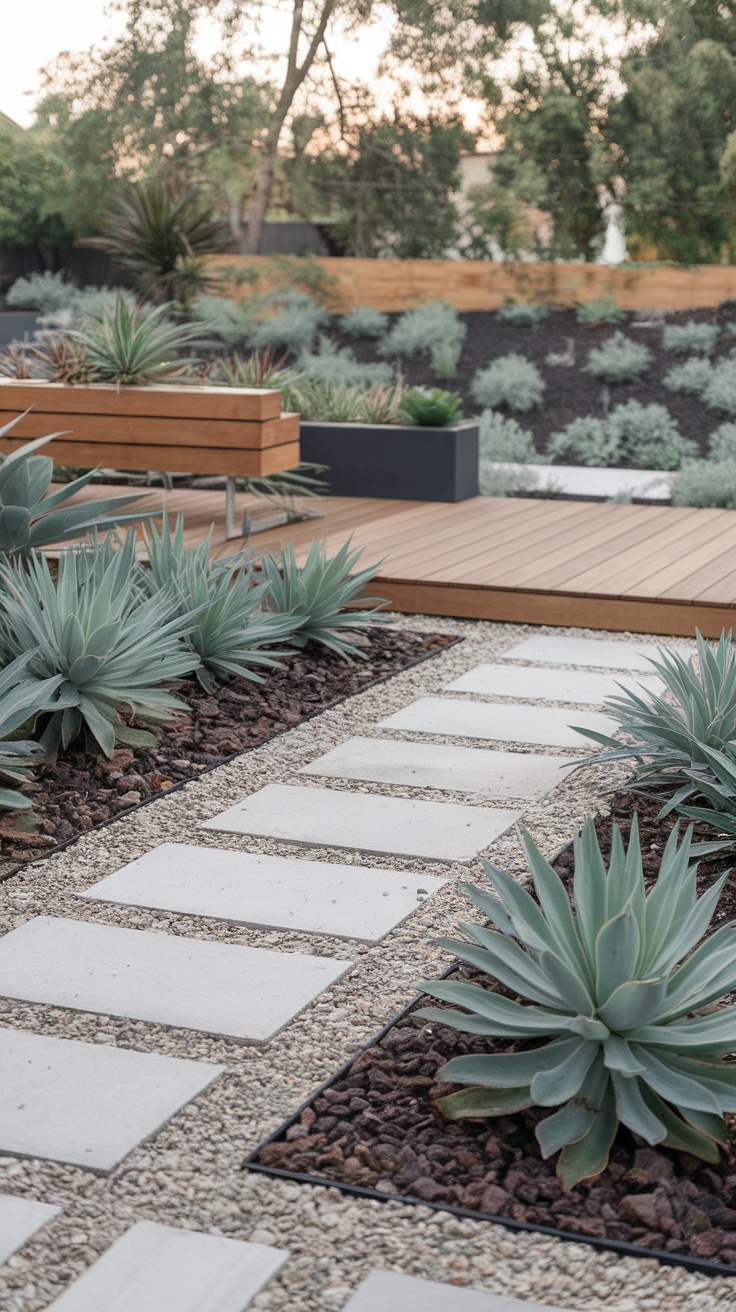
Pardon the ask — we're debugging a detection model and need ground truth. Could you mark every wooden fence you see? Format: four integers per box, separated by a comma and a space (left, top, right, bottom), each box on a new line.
206, 255, 736, 313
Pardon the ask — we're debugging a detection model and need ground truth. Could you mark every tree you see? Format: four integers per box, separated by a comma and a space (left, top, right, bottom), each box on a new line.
0, 120, 79, 264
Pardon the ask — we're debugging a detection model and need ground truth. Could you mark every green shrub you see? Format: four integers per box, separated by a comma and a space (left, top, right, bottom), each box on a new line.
399, 387, 462, 427
607, 400, 695, 470
298, 335, 393, 387
585, 332, 651, 384
497, 301, 548, 327
703, 360, 736, 416
74, 296, 203, 385
672, 459, 736, 509
379, 302, 466, 379
340, 306, 389, 338
6, 271, 80, 315
662, 357, 713, 396
662, 321, 718, 354
194, 294, 254, 346
478, 410, 536, 463
0, 533, 198, 757
708, 422, 736, 461
261, 537, 386, 660
0, 652, 55, 812
418, 816, 736, 1189
548, 417, 619, 466
470, 353, 546, 412
576, 296, 623, 325
251, 291, 329, 355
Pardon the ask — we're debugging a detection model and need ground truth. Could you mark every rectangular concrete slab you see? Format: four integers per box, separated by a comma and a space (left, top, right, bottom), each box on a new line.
299, 737, 572, 800
0, 1194, 61, 1266
46, 1220, 289, 1312
0, 1027, 223, 1171
501, 634, 691, 672
0, 917, 351, 1044
378, 697, 614, 749
343, 1271, 573, 1312
78, 845, 447, 943
202, 784, 519, 863
444, 662, 663, 706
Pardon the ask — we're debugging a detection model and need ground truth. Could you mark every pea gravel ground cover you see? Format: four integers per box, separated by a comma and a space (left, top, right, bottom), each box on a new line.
1, 616, 735, 1311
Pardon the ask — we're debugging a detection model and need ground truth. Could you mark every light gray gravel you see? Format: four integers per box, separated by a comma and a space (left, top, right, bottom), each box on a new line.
2, 617, 733, 1312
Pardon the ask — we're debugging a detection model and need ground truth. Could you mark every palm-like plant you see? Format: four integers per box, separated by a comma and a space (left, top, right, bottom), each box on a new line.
0, 533, 198, 757
260, 537, 387, 659
73, 296, 203, 386
419, 818, 736, 1190
0, 652, 59, 811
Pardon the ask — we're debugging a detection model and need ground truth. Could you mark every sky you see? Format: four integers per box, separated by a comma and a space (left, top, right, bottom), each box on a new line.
1, 0, 126, 124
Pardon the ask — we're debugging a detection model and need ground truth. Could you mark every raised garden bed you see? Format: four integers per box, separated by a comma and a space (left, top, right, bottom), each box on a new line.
245, 793, 736, 1277
299, 420, 479, 502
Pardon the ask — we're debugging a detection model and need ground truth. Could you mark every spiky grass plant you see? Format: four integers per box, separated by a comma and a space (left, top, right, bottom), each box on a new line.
573, 630, 736, 797
73, 296, 202, 385
419, 818, 736, 1190
140, 514, 296, 692
0, 532, 198, 757
0, 417, 153, 562
0, 652, 59, 811
260, 537, 387, 659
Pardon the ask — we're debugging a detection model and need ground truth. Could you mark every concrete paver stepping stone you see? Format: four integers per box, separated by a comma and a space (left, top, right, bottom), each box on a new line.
202, 784, 519, 863
0, 1194, 61, 1266
501, 634, 691, 671
444, 662, 663, 706
0, 917, 351, 1044
45, 1219, 289, 1311
79, 844, 447, 944
343, 1271, 573, 1311
299, 737, 572, 800
0, 1027, 223, 1171
378, 697, 614, 749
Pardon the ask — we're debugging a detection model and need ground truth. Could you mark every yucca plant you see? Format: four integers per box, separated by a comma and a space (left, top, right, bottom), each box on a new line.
73, 296, 203, 385
419, 817, 736, 1190
0, 417, 153, 562
0, 533, 199, 757
140, 514, 296, 693
0, 652, 60, 811
573, 630, 736, 797
260, 537, 387, 659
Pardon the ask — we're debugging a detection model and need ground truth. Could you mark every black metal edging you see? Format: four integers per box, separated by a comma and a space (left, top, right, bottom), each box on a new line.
242, 986, 736, 1282
0, 632, 462, 883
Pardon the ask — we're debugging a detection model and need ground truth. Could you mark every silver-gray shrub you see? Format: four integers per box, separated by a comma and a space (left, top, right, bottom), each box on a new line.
709, 422, 736, 461
340, 306, 389, 338
547, 417, 620, 466
672, 459, 736, 509
576, 296, 623, 325
479, 461, 538, 497
194, 293, 254, 346
703, 360, 736, 416
251, 291, 329, 355
298, 336, 393, 387
585, 332, 651, 384
662, 321, 719, 354
478, 410, 536, 463
379, 301, 466, 379
6, 271, 80, 315
471, 353, 546, 412
662, 357, 713, 396
607, 400, 695, 470
497, 302, 548, 327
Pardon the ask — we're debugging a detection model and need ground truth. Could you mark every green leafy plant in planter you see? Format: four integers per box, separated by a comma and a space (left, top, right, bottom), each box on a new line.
260, 537, 387, 660
72, 295, 203, 385
419, 817, 736, 1189
0, 652, 59, 812
399, 387, 462, 427
585, 333, 651, 384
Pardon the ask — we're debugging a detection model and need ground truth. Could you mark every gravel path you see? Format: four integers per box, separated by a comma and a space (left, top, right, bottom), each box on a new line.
1, 616, 734, 1312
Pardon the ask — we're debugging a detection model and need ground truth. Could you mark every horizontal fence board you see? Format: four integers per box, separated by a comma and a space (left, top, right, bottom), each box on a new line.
0, 410, 299, 451
0, 437, 301, 478
0, 380, 282, 421
207, 255, 736, 312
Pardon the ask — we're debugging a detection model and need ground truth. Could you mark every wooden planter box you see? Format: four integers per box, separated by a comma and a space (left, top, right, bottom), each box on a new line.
299, 419, 479, 502
0, 379, 300, 477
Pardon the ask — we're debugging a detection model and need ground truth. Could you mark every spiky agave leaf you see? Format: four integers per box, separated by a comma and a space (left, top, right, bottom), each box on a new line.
0, 651, 60, 810
0, 531, 199, 757
418, 816, 736, 1189
259, 536, 387, 660
139, 513, 296, 692
72, 296, 203, 385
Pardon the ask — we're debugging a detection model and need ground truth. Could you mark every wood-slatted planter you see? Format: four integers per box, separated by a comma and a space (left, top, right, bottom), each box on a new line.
0, 379, 300, 478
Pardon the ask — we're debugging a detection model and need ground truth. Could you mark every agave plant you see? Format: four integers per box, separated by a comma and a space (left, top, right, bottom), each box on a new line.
418, 817, 736, 1190
0, 652, 60, 811
0, 416, 153, 561
573, 630, 736, 797
399, 387, 462, 427
29, 333, 95, 384
0, 532, 199, 757
72, 296, 203, 386
260, 537, 387, 659
140, 514, 296, 693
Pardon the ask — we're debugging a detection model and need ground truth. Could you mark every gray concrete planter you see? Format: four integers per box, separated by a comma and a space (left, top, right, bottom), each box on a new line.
300, 420, 479, 502
0, 312, 40, 345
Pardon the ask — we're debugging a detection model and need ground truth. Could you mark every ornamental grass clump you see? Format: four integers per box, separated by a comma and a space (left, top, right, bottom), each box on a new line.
261, 537, 386, 660
585, 333, 651, 384
470, 353, 545, 412
419, 817, 736, 1189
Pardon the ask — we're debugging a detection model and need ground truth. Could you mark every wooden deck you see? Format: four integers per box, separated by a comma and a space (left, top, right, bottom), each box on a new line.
68, 485, 736, 639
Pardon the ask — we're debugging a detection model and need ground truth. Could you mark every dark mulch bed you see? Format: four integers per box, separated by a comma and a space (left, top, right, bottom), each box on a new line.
0, 627, 456, 878
253, 792, 736, 1267
339, 305, 735, 459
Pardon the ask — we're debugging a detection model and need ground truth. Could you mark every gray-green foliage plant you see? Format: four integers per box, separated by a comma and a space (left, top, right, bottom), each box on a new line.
479, 462, 538, 497
497, 302, 548, 327
585, 333, 651, 384
284, 376, 405, 425
298, 336, 393, 387
478, 411, 536, 463
548, 417, 619, 466
399, 387, 462, 427
662, 357, 714, 396
576, 297, 623, 326
73, 296, 203, 384
607, 401, 695, 470
0, 418, 153, 562
0, 652, 55, 811
703, 360, 736, 416
0, 532, 198, 757
251, 291, 329, 356
340, 306, 389, 339
260, 537, 386, 660
662, 321, 719, 354
672, 459, 736, 509
418, 817, 736, 1189
6, 271, 79, 315
379, 302, 466, 379
194, 293, 254, 347
140, 515, 295, 693
471, 354, 546, 412
709, 423, 736, 461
